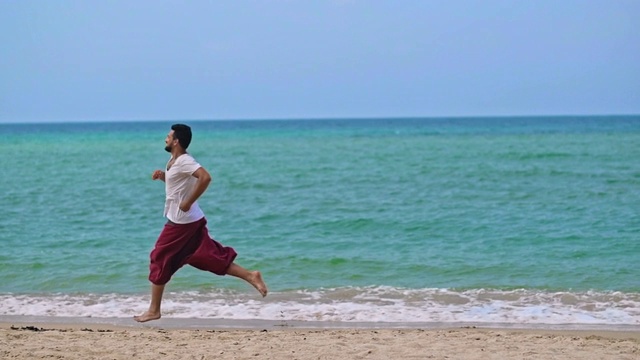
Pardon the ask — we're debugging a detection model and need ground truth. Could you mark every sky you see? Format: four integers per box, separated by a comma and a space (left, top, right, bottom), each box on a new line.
1, 1, 638, 123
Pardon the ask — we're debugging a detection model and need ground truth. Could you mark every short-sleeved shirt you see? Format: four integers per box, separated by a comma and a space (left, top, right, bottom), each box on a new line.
163, 153, 206, 224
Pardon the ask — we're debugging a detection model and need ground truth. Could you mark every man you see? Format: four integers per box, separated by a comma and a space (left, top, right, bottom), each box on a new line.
134, 124, 267, 323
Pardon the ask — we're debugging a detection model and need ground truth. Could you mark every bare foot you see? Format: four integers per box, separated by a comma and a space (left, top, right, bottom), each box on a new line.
249, 271, 268, 297
133, 311, 161, 323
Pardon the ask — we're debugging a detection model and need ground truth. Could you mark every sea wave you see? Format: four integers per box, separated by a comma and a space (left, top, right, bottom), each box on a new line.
1, 287, 638, 325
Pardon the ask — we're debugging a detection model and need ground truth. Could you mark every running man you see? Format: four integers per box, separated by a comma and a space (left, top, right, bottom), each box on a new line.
134, 124, 267, 323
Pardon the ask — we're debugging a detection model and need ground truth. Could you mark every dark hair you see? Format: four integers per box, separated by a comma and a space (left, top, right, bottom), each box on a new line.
171, 124, 192, 149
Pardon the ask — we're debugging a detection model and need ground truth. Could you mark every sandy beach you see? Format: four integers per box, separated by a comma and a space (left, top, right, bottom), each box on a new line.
1, 319, 638, 360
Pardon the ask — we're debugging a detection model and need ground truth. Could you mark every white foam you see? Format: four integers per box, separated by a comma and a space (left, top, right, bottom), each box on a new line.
1, 287, 638, 325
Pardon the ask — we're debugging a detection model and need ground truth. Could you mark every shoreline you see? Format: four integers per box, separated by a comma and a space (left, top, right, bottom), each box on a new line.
3, 315, 640, 332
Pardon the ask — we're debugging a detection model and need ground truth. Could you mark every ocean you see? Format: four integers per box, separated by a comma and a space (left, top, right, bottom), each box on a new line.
1, 116, 639, 327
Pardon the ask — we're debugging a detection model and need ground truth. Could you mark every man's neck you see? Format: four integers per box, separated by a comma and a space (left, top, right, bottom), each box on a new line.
171, 149, 187, 159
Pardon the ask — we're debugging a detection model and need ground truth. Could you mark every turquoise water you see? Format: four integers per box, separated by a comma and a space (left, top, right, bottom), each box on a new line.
1, 116, 639, 325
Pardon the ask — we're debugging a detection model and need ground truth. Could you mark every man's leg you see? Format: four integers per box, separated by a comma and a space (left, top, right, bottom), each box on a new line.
134, 283, 165, 322
226, 263, 268, 297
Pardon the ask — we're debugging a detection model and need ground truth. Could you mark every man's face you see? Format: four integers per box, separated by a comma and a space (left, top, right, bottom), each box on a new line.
165, 130, 177, 152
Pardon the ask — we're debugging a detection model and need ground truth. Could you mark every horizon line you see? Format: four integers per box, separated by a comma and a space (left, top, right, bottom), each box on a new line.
1, 113, 639, 125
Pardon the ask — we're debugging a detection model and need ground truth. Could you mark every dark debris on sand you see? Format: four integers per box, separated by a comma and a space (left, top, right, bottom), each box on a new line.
10, 325, 112, 333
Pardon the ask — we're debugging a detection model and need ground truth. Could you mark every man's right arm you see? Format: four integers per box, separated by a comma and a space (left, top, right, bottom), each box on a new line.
151, 170, 165, 182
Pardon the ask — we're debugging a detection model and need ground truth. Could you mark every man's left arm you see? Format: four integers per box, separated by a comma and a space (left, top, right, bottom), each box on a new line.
179, 167, 212, 212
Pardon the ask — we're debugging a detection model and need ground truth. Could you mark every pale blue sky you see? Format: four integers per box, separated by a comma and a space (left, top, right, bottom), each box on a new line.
1, 1, 638, 123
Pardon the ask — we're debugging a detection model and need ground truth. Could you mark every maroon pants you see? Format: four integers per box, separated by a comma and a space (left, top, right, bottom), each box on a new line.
148, 217, 237, 285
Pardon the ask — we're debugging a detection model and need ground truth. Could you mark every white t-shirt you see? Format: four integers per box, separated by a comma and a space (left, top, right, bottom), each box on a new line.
163, 153, 206, 224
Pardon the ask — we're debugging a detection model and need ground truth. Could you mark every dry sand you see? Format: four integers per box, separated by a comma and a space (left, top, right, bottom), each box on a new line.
1, 321, 638, 360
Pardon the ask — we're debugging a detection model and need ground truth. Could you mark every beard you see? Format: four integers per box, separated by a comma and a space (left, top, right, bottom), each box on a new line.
164, 144, 172, 152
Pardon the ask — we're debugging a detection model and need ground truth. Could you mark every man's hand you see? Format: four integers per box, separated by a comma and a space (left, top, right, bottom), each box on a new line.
151, 170, 165, 182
